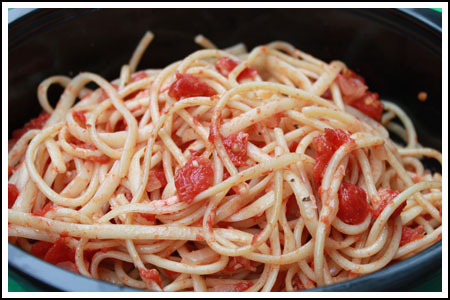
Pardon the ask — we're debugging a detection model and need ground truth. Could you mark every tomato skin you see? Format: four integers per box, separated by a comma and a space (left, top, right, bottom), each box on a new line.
350, 91, 383, 122
174, 155, 214, 203
8, 183, 19, 209
139, 268, 162, 288
43, 238, 76, 265
400, 226, 424, 246
373, 189, 404, 219
168, 73, 216, 100
215, 57, 258, 82
12, 112, 50, 139
30, 241, 54, 259
222, 132, 249, 167
313, 128, 353, 186
337, 182, 370, 225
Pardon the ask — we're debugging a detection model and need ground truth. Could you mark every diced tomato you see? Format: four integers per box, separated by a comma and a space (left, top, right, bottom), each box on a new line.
232, 281, 253, 292
372, 188, 404, 219
146, 167, 167, 192
140, 213, 156, 222
30, 241, 54, 259
11, 112, 50, 139
43, 238, 76, 265
222, 132, 249, 167
313, 128, 353, 186
400, 226, 424, 246
32, 203, 54, 217
336, 68, 367, 103
72, 111, 87, 128
130, 71, 148, 83
98, 83, 119, 102
263, 113, 283, 129
286, 195, 300, 218
174, 155, 214, 203
215, 57, 258, 82
223, 256, 257, 274
337, 182, 370, 225
8, 183, 19, 209
162, 268, 180, 280
321, 88, 333, 100
350, 91, 384, 122
168, 73, 216, 100
139, 268, 162, 288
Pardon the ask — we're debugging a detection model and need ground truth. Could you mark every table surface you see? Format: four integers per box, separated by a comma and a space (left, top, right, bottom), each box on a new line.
8, 7, 443, 292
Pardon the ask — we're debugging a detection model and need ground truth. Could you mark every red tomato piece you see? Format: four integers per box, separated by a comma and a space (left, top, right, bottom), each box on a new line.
215, 57, 258, 82
146, 167, 167, 192
321, 88, 333, 100
8, 183, 19, 209
223, 256, 257, 274
168, 73, 216, 100
350, 91, 384, 122
130, 71, 148, 83
313, 128, 353, 186
32, 203, 54, 217
44, 238, 75, 265
12, 112, 50, 139
30, 241, 54, 259
400, 226, 424, 246
174, 155, 214, 203
139, 268, 162, 288
72, 111, 87, 128
222, 132, 249, 167
372, 188, 404, 219
140, 213, 156, 222
337, 182, 370, 225
336, 68, 367, 103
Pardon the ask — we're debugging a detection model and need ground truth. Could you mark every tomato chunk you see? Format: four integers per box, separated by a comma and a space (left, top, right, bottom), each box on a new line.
8, 183, 19, 209
30, 241, 54, 259
43, 238, 76, 265
139, 268, 162, 288
336, 69, 383, 121
337, 182, 370, 225
313, 128, 353, 186
146, 167, 167, 192
140, 213, 156, 222
12, 112, 50, 139
32, 203, 54, 217
372, 188, 404, 219
215, 57, 258, 82
168, 73, 216, 100
222, 132, 249, 167
336, 68, 367, 103
400, 226, 424, 246
72, 111, 86, 128
350, 91, 384, 122
174, 155, 214, 203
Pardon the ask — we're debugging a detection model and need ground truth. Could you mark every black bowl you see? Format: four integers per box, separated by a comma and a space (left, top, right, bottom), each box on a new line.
8, 8, 442, 292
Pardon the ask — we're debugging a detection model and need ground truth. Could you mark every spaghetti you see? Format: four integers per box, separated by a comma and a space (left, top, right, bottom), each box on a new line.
8, 32, 442, 292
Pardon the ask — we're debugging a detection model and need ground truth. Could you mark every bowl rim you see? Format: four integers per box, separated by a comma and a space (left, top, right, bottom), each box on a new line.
8, 8, 442, 292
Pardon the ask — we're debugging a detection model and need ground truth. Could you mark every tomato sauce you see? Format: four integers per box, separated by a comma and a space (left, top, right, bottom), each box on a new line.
146, 167, 167, 192
350, 91, 383, 122
72, 111, 87, 128
313, 128, 353, 186
337, 182, 370, 225
32, 238, 76, 265
174, 155, 214, 203
32, 203, 54, 217
168, 73, 216, 100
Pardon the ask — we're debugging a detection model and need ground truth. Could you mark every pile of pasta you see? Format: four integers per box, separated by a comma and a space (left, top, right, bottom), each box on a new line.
8, 32, 442, 292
